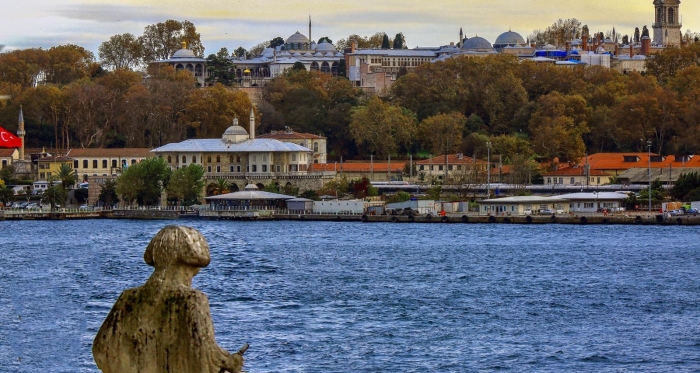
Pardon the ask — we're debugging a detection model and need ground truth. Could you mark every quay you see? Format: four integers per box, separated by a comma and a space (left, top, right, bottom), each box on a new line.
1, 208, 699, 225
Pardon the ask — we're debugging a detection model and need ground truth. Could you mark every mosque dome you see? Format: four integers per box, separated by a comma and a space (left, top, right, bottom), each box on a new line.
461, 36, 492, 50
222, 118, 249, 143
316, 41, 336, 52
286, 31, 310, 45
494, 31, 525, 47
223, 124, 248, 136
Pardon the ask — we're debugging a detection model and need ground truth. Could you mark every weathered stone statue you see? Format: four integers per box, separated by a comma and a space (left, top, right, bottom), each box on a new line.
93, 225, 245, 373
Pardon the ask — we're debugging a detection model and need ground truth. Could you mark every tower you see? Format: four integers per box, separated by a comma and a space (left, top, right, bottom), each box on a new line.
459, 28, 463, 46
653, 0, 682, 47
249, 108, 255, 140
17, 106, 25, 160
309, 15, 312, 43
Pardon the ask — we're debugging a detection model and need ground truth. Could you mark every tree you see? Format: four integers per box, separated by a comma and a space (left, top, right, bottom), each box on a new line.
44, 44, 99, 85
116, 157, 170, 205
349, 96, 417, 158
671, 172, 700, 200
634, 27, 640, 43
99, 33, 143, 71
318, 37, 333, 44
392, 33, 406, 49
139, 20, 203, 62
0, 165, 15, 184
0, 180, 14, 205
381, 34, 391, 49
212, 178, 230, 195
418, 112, 466, 179
55, 163, 77, 190
205, 49, 236, 86
622, 35, 629, 45
528, 92, 590, 163
181, 83, 253, 138
233, 47, 247, 58
269, 37, 285, 49
42, 177, 67, 210
642, 25, 650, 38
98, 179, 118, 207
291, 61, 306, 71
166, 164, 205, 206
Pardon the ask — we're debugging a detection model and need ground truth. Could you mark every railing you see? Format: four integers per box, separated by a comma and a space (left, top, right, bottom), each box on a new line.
203, 171, 336, 179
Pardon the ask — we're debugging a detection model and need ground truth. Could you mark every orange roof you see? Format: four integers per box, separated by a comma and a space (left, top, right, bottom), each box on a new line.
543, 167, 609, 177
310, 161, 406, 173
579, 153, 700, 170
258, 130, 324, 140
415, 154, 487, 165
67, 148, 152, 157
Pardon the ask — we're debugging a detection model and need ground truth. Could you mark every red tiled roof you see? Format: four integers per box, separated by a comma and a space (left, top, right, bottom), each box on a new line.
258, 131, 324, 140
310, 161, 406, 173
543, 167, 609, 176
579, 153, 700, 170
415, 154, 487, 165
67, 148, 153, 157
0, 149, 16, 157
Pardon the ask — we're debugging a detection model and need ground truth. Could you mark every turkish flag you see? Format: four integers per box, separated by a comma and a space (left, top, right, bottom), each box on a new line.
0, 126, 22, 148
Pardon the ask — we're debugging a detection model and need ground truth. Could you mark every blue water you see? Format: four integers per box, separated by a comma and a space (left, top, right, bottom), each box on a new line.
1, 220, 700, 372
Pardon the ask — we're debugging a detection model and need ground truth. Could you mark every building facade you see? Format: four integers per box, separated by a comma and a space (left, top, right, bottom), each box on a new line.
67, 148, 152, 181
653, 0, 682, 47
257, 128, 327, 164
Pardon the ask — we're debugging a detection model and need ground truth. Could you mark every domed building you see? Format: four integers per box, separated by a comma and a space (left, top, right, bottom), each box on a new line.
493, 30, 526, 51
460, 35, 495, 52
284, 31, 311, 52
152, 42, 207, 86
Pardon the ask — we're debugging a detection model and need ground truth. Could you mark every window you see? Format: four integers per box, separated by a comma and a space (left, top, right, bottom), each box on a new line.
207, 155, 212, 163
584, 202, 594, 208
262, 165, 267, 172
292, 154, 296, 161
102, 160, 108, 168
93, 160, 98, 168
83, 160, 88, 168
314, 142, 318, 152
182, 156, 186, 164
438, 165, 443, 171
40, 172, 45, 179
419, 165, 424, 171
236, 165, 241, 172
230, 165, 234, 172
112, 160, 117, 168
74, 160, 79, 168
236, 156, 241, 163
167, 156, 172, 163
207, 166, 211, 172
276, 165, 281, 172
559, 178, 563, 184
263, 154, 267, 162
252, 165, 257, 172
547, 178, 551, 184
131, 159, 136, 165
570, 177, 575, 184
229, 155, 234, 163
192, 156, 196, 164
216, 155, 220, 163
216, 166, 220, 173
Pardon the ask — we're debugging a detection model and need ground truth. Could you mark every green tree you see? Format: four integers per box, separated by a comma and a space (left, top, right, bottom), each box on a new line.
0, 181, 14, 205
233, 47, 247, 58
318, 37, 333, 44
381, 34, 391, 49
0, 165, 15, 184
263, 181, 280, 193
349, 96, 417, 158
212, 178, 230, 195
671, 171, 700, 200
205, 49, 236, 85
98, 179, 119, 207
166, 164, 205, 206
42, 178, 67, 211
386, 191, 410, 203
269, 37, 285, 49
291, 61, 306, 71
55, 163, 77, 190
116, 157, 170, 205
418, 112, 466, 179
392, 33, 406, 49
98, 33, 143, 70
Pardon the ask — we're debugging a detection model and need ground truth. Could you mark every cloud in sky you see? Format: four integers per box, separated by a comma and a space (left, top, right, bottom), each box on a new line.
3, 0, 698, 56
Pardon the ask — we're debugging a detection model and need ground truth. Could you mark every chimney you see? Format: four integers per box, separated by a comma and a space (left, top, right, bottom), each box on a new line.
582, 37, 587, 52
249, 108, 255, 140
641, 36, 651, 56
351, 41, 357, 53
614, 43, 619, 56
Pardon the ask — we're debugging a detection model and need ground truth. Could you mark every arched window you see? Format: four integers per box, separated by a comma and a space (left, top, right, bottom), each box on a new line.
216, 155, 220, 163
186, 63, 194, 73
175, 63, 184, 71
229, 155, 234, 163
195, 64, 203, 77
310, 62, 319, 71
657, 8, 663, 23
313, 142, 319, 152
182, 156, 186, 163
207, 155, 212, 163
192, 155, 196, 163
668, 8, 675, 24
331, 62, 339, 76
167, 156, 172, 163
320, 62, 330, 73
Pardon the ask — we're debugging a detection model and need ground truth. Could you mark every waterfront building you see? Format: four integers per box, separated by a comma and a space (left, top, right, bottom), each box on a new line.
201, 183, 295, 218
152, 109, 332, 194
478, 195, 570, 216
0, 148, 19, 168
542, 167, 612, 187
310, 161, 406, 182
66, 148, 152, 181
558, 192, 629, 213
258, 128, 327, 164
415, 153, 489, 183
578, 153, 700, 178
36, 155, 72, 181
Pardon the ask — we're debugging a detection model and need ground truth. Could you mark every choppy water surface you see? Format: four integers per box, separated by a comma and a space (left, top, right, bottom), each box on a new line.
1, 220, 700, 372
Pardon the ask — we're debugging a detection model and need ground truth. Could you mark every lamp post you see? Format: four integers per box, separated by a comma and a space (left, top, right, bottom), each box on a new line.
646, 140, 652, 213
486, 141, 491, 199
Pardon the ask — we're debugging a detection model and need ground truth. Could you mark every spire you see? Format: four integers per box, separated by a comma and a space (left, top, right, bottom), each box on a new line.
308, 15, 312, 43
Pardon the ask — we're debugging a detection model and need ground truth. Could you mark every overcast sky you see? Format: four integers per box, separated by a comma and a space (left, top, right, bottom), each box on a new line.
3, 0, 698, 57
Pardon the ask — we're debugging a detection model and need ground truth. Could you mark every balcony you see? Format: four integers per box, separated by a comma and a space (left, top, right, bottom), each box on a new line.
203, 171, 336, 180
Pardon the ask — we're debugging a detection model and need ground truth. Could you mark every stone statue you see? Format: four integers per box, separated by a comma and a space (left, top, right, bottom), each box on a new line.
93, 225, 245, 373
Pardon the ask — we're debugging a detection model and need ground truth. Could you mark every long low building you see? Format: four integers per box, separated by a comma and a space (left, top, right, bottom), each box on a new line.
478, 192, 629, 216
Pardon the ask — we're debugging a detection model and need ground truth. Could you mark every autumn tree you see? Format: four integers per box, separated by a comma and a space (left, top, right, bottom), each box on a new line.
98, 33, 143, 71
182, 83, 253, 138
528, 91, 590, 163
139, 20, 203, 62
349, 96, 416, 158
418, 112, 466, 178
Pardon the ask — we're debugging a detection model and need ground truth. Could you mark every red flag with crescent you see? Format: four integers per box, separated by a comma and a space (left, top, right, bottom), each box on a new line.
0, 126, 22, 148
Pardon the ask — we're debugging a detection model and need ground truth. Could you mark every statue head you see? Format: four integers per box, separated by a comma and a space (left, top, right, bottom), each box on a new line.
144, 225, 210, 270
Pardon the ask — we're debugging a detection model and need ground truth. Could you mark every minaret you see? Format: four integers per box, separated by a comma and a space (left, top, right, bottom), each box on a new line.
17, 106, 25, 160
309, 15, 312, 43
459, 28, 463, 46
249, 108, 255, 140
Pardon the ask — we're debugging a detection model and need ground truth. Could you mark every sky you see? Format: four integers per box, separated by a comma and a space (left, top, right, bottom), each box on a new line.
2, 0, 699, 57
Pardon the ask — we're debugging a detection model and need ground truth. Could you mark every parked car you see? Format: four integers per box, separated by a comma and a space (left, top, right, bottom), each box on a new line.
79, 204, 91, 210
539, 208, 554, 214
687, 208, 699, 214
